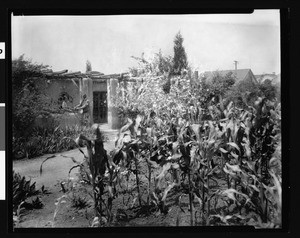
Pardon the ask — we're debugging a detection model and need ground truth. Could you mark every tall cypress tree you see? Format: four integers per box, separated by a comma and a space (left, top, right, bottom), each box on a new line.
172, 31, 188, 75
86, 60, 92, 73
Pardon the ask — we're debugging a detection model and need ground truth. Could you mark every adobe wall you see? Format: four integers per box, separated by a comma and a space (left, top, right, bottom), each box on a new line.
80, 78, 94, 125
34, 78, 81, 108
35, 113, 81, 129
33, 77, 121, 129
107, 78, 121, 129
33, 77, 81, 128
92, 81, 107, 92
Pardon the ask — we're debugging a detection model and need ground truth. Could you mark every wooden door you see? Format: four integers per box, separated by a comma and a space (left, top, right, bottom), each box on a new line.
93, 91, 107, 123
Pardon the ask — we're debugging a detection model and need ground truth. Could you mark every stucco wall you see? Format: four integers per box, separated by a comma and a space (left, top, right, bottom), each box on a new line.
92, 81, 107, 92
33, 77, 122, 129
33, 77, 82, 128
107, 78, 121, 129
34, 78, 81, 108
35, 113, 81, 129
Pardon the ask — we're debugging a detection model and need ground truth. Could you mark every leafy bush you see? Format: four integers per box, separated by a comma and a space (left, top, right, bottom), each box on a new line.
224, 78, 279, 109
12, 55, 68, 159
13, 125, 98, 160
201, 71, 236, 103
12, 55, 52, 138
258, 79, 278, 101
22, 197, 44, 210
13, 171, 48, 228
71, 194, 89, 210
13, 171, 39, 209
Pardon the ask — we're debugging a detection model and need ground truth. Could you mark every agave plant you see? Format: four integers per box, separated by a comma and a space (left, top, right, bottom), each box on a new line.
13, 171, 39, 210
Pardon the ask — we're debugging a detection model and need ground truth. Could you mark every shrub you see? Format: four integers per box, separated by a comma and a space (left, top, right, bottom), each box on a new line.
13, 171, 39, 209
12, 55, 51, 138
258, 79, 278, 101
71, 194, 89, 210
13, 125, 98, 160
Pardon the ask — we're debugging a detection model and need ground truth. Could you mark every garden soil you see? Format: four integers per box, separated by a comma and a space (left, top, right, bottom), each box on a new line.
13, 140, 197, 227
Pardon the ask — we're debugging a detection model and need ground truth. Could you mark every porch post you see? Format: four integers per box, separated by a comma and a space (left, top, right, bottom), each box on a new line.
80, 77, 93, 125
107, 78, 121, 129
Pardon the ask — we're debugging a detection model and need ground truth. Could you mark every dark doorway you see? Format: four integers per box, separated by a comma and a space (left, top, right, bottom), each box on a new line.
93, 91, 107, 123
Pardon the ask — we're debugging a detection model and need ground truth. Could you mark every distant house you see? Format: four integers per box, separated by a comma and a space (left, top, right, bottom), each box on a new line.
201, 68, 258, 85
271, 73, 281, 87
254, 72, 278, 85
30, 69, 129, 130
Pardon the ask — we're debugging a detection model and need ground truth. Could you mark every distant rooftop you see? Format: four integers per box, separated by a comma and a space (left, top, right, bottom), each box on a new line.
202, 68, 256, 83
272, 73, 281, 85
254, 72, 280, 84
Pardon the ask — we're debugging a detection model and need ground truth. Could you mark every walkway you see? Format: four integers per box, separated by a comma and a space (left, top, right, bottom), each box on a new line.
13, 124, 119, 188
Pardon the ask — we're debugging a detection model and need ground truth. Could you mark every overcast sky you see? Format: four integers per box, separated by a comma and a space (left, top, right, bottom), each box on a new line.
12, 10, 280, 75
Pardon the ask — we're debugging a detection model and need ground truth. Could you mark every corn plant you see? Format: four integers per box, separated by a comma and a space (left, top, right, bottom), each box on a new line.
13, 201, 25, 229
215, 98, 281, 227
13, 171, 39, 210
40, 125, 118, 226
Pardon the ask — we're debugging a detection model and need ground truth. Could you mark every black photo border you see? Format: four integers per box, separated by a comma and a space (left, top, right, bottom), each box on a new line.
0, 1, 296, 238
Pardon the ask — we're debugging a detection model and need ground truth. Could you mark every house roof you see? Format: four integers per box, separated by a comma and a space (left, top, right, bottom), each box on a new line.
202, 69, 255, 83
254, 73, 280, 85
272, 73, 281, 85
255, 73, 276, 78
255, 73, 277, 83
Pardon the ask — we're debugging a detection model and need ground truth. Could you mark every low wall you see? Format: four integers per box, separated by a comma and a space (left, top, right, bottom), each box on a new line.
34, 112, 81, 129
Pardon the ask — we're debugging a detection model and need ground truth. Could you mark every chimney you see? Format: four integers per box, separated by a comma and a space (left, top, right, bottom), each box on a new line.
234, 60, 238, 71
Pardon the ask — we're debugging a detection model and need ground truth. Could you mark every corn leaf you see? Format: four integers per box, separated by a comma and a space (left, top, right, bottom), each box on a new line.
227, 142, 240, 153
219, 148, 228, 153
39, 155, 56, 176
162, 182, 176, 202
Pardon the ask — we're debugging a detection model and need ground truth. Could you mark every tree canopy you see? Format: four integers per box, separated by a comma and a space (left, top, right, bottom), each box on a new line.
86, 60, 92, 73
172, 31, 188, 76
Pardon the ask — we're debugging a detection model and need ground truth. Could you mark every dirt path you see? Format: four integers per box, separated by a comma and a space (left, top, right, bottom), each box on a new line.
13, 148, 85, 189
13, 139, 117, 228
13, 140, 116, 189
